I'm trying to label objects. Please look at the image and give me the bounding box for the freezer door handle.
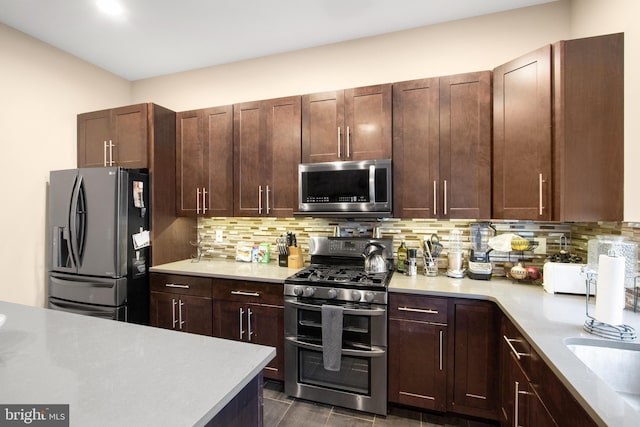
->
[48,298,124,320]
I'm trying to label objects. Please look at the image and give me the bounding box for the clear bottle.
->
[397,241,407,273]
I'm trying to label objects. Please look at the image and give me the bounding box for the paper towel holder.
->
[583,270,639,341]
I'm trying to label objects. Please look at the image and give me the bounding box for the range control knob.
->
[351,290,362,301]
[303,287,315,297]
[327,288,338,299]
[292,286,304,297]
[364,291,375,303]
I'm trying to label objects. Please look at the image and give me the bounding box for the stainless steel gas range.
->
[284,236,393,416]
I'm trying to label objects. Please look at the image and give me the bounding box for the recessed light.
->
[96,0,125,16]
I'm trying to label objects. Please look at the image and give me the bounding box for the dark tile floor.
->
[263,380,498,427]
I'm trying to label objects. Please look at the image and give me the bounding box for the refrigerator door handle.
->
[68,176,80,268]
[69,176,87,267]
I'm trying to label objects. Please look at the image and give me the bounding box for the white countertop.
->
[150,258,295,283]
[0,300,275,427]
[150,258,640,426]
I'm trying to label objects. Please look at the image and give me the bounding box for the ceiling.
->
[0,0,556,81]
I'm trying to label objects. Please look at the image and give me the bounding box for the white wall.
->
[132,1,571,111]
[0,24,131,306]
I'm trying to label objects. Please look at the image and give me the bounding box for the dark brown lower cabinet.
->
[501,339,557,427]
[388,294,448,411]
[149,273,213,336]
[213,279,284,381]
[448,299,500,420]
[500,314,598,427]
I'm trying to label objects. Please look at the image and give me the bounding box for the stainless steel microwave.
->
[297,159,392,216]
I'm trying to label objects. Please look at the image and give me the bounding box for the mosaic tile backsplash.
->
[194,217,640,311]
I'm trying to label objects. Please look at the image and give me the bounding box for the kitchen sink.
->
[564,337,640,410]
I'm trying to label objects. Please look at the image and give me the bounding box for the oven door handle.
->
[285,337,386,358]
[285,300,386,316]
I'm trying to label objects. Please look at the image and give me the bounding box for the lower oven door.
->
[284,298,387,415]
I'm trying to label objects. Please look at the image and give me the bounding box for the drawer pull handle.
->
[399,306,438,314]
[231,291,260,297]
[465,393,487,400]
[165,283,190,289]
[399,391,435,401]
[503,335,529,360]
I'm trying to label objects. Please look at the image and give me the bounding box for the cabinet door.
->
[250,304,285,381]
[78,109,111,168]
[204,106,234,217]
[215,300,243,341]
[440,71,492,219]
[500,349,530,427]
[553,33,624,222]
[388,318,447,411]
[149,291,212,336]
[234,101,266,217]
[265,96,301,217]
[180,294,213,336]
[493,45,552,220]
[448,299,499,419]
[528,388,558,427]
[301,91,344,163]
[112,104,148,169]
[149,290,178,330]
[344,84,392,161]
[176,110,205,216]
[392,78,440,218]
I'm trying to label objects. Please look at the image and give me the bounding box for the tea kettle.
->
[362,242,388,274]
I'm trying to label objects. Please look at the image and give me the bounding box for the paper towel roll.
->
[595,254,626,325]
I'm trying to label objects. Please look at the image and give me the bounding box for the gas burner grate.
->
[289,265,390,288]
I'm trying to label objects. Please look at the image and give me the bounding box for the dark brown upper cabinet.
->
[393,72,491,219]
[78,103,148,169]
[176,106,234,217]
[234,96,301,217]
[493,33,623,221]
[302,84,392,163]
[552,33,624,222]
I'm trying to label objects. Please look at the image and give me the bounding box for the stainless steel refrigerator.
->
[48,167,150,324]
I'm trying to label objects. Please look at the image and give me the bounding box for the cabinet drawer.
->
[150,273,212,297]
[389,293,448,324]
[501,315,532,377]
[212,278,283,306]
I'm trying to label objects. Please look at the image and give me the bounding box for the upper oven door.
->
[297,159,392,215]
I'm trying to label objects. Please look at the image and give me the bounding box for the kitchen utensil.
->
[447,251,465,278]
[469,222,495,280]
[363,242,389,274]
[277,236,289,255]
[429,234,443,258]
[543,262,590,294]
[422,240,438,276]
[406,248,417,276]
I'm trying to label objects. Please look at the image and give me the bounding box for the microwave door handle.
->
[369,165,376,204]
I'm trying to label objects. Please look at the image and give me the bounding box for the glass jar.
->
[586,235,638,285]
